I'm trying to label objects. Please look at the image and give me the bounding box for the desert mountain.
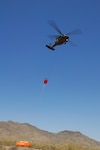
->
[0,121,100,149]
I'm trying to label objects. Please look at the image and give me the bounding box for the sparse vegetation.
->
[0,141,99,150]
[0,141,16,146]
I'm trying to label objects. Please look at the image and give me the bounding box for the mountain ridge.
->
[0,121,100,149]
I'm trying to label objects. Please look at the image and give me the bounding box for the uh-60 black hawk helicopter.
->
[46,21,81,50]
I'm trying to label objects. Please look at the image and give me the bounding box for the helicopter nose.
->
[66,36,69,41]
[66,38,69,42]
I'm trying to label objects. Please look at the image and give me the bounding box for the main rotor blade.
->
[48,35,59,39]
[68,40,77,47]
[67,28,82,35]
[49,20,63,35]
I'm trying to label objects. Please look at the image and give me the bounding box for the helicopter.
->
[46,21,81,50]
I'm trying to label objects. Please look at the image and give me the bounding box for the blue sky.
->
[0,0,100,141]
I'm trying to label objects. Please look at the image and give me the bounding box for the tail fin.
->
[46,45,55,50]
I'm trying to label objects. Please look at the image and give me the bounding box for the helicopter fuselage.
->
[46,35,69,50]
[55,34,69,45]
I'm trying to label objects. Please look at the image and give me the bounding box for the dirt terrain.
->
[0,146,41,150]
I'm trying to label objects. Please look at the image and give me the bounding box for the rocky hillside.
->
[0,121,100,149]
